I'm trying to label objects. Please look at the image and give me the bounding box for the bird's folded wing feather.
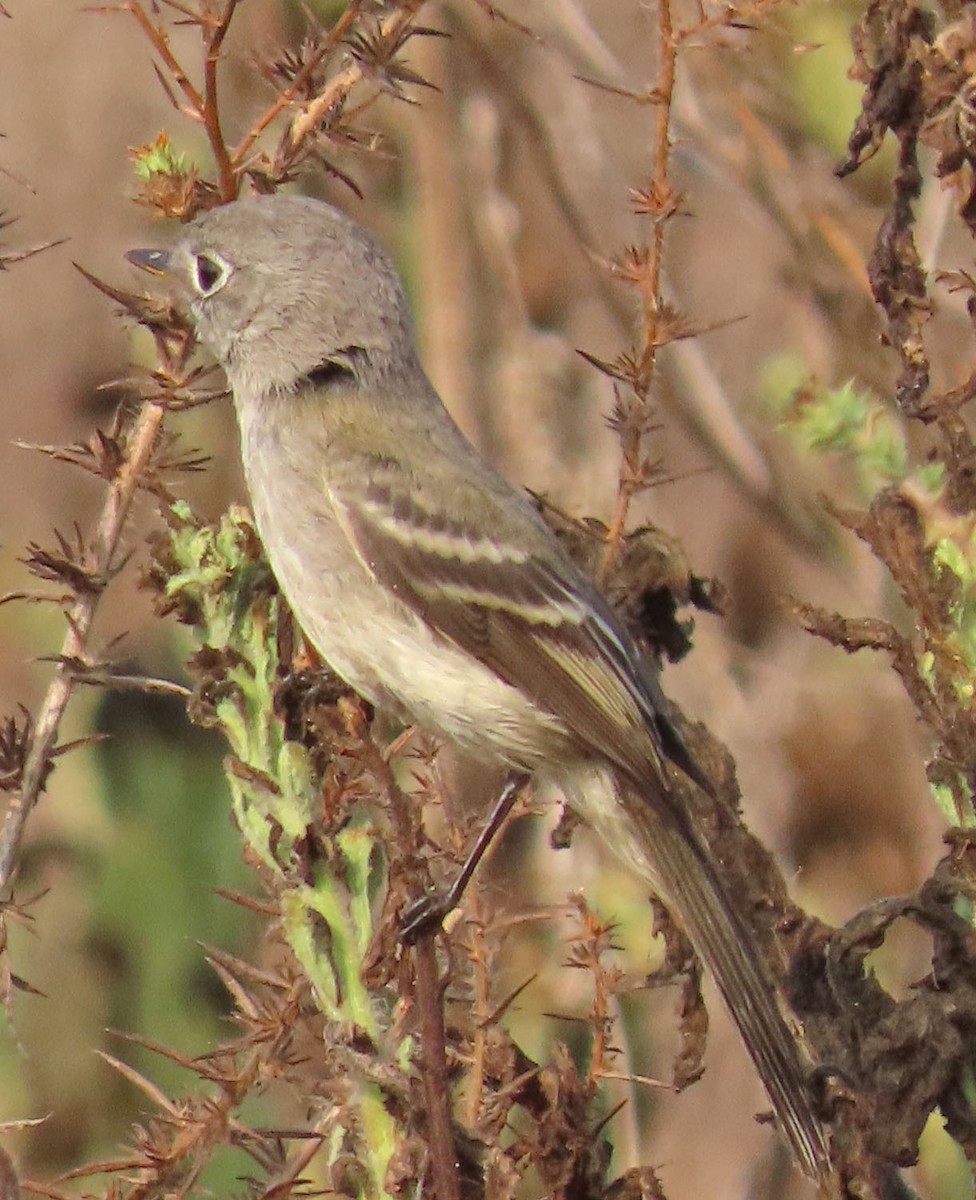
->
[327,462,682,801]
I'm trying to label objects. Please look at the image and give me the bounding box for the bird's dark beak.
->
[125,247,172,276]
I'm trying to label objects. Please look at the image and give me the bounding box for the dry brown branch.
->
[0,398,167,889]
[232,1,365,161]
[595,0,681,585]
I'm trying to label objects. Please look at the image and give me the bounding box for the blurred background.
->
[0,0,968,1195]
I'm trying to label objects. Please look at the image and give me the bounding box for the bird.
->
[127,193,829,1180]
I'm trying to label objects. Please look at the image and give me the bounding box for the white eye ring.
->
[191,251,230,297]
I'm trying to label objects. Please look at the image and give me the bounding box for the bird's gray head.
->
[129,194,417,397]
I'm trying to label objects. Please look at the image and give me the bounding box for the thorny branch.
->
[0,401,167,890]
[596,0,684,586]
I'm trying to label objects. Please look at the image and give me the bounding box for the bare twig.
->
[361,735,460,1200]
[201,0,239,199]
[67,670,192,698]
[598,0,679,584]
[0,237,67,269]
[412,939,461,1200]
[0,400,166,890]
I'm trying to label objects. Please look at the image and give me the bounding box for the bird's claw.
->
[399,890,454,945]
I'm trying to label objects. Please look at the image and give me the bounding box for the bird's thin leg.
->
[400,771,530,944]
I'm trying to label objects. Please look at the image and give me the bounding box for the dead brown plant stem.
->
[642,0,674,345]
[366,743,459,1200]
[204,0,239,199]
[599,0,677,583]
[465,897,490,1127]
[414,938,462,1200]
[589,973,608,1081]
[599,425,640,587]
[286,60,365,148]
[0,400,167,891]
[125,0,206,117]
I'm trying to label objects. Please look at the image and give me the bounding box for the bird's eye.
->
[192,252,229,296]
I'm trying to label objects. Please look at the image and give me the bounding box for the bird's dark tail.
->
[625,791,830,1181]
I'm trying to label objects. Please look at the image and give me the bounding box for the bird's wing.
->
[328,462,827,1179]
[327,462,689,798]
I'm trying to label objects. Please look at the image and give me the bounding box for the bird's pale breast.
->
[236,397,571,771]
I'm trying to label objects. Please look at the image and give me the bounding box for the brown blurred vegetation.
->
[1,0,974,1198]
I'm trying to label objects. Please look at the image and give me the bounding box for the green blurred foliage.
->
[90,686,255,1064]
[785,4,864,158]
[0,657,259,1172]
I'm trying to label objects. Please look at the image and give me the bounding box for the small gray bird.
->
[129,194,828,1179]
